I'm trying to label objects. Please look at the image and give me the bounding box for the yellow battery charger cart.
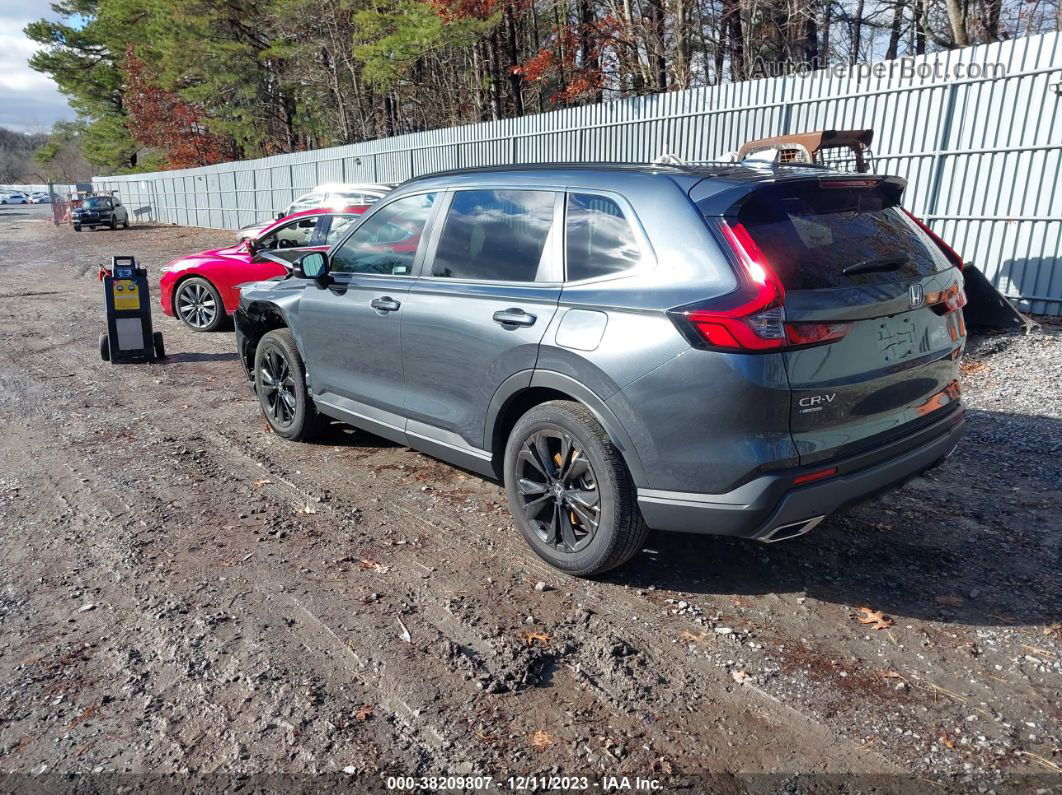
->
[99,256,165,363]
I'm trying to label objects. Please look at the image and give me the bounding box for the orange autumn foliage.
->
[123,49,235,169]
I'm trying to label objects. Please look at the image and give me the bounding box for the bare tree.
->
[944,0,971,44]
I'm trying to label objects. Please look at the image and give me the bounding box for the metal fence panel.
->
[92,32,1062,315]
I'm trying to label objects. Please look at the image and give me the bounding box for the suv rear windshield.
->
[729,182,949,290]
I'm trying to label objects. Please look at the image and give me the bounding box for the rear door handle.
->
[370,296,401,312]
[493,308,537,327]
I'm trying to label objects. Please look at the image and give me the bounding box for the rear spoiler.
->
[692,173,907,216]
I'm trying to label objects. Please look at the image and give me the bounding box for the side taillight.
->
[902,210,964,270]
[668,220,851,353]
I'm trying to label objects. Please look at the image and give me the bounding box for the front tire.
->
[109,217,117,230]
[74,225,81,232]
[174,277,225,331]
[503,401,649,576]
[254,329,327,441]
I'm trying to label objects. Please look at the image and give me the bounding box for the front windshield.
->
[83,197,111,209]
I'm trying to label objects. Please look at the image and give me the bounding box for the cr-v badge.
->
[799,393,837,413]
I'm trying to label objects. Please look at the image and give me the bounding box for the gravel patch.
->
[962,324,1062,419]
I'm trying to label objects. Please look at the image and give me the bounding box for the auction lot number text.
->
[387,775,662,791]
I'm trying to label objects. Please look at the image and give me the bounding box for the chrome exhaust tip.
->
[759,515,825,543]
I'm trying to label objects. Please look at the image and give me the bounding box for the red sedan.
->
[159,208,366,331]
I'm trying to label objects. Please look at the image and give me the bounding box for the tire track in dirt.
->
[195,423,903,774]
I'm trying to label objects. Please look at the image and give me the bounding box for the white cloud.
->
[0,2,78,133]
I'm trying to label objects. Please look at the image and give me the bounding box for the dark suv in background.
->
[72,195,130,231]
[235,164,967,576]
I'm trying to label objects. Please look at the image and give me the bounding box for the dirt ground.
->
[0,204,1059,793]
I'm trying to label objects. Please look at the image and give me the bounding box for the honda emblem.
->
[909,283,924,308]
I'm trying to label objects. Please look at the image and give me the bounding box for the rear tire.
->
[254,329,327,441]
[503,400,649,576]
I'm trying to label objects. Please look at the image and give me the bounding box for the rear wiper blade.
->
[842,254,911,275]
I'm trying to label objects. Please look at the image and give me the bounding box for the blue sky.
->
[1,0,78,133]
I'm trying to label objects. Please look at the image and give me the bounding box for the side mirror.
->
[275,212,285,220]
[293,251,330,282]
[246,237,261,254]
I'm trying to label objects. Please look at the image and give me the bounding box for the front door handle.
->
[493,308,537,327]
[370,296,401,312]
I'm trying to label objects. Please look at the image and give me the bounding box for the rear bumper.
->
[637,405,965,540]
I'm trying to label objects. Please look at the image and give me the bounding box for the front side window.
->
[565,193,641,281]
[432,189,556,282]
[259,217,319,250]
[330,193,436,275]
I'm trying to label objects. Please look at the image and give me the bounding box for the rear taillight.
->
[669,220,850,353]
[785,321,852,346]
[927,282,968,315]
[902,210,964,270]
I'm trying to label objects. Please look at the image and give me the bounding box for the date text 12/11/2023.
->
[384,775,665,791]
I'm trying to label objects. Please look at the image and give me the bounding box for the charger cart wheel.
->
[254,329,327,441]
[503,400,649,576]
[153,331,165,359]
[99,333,110,362]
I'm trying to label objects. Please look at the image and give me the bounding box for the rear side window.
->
[289,192,324,213]
[432,189,555,282]
[732,183,949,290]
[333,191,381,206]
[324,214,360,245]
[565,193,640,281]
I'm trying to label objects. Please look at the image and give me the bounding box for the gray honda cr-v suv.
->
[235,163,967,576]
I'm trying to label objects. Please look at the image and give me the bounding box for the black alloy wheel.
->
[514,429,600,553]
[253,328,327,441]
[504,401,649,576]
[258,346,297,429]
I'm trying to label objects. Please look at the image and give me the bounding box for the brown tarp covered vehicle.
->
[737,129,874,172]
